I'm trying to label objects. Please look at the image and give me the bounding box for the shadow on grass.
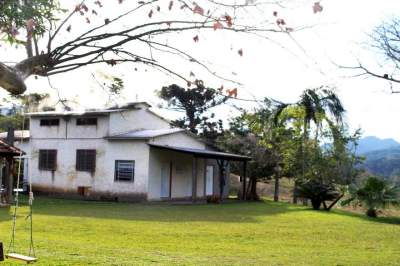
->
[0,206,13,222]
[19,196,309,223]
[331,209,400,225]
[4,196,399,225]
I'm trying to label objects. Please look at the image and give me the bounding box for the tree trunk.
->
[4,157,14,204]
[246,176,258,201]
[311,199,321,210]
[325,194,344,211]
[366,208,377,218]
[0,63,27,95]
[273,174,280,202]
[293,180,298,204]
[0,54,52,95]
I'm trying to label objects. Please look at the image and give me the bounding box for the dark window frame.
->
[38,149,57,171]
[76,117,98,126]
[114,160,135,182]
[76,149,96,172]
[40,118,60,126]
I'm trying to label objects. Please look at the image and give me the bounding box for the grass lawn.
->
[0,197,399,265]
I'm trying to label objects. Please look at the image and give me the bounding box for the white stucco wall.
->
[108,109,170,135]
[150,132,205,149]
[29,138,150,198]
[30,116,110,139]
[147,148,206,200]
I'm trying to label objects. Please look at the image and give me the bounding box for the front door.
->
[161,163,170,198]
[206,165,214,196]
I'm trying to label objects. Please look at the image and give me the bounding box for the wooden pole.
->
[274,175,280,202]
[192,157,197,202]
[0,242,4,261]
[242,161,247,200]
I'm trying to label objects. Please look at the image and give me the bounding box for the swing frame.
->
[5,118,37,263]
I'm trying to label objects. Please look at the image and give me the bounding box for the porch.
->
[148,144,251,202]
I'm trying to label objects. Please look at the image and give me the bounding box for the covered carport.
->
[149,144,251,202]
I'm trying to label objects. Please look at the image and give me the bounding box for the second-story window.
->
[76,117,97,126]
[76,149,96,172]
[38,149,57,171]
[40,118,59,126]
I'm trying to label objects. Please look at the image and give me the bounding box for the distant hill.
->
[362,147,400,178]
[347,137,400,178]
[356,136,400,154]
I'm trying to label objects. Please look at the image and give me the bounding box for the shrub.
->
[341,176,400,217]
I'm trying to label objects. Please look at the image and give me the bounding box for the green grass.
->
[0,197,399,265]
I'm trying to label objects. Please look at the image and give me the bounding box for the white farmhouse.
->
[4,102,249,202]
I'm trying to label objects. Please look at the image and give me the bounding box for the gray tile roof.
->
[106,128,184,140]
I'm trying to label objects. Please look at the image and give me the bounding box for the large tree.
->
[0,0,322,97]
[277,87,345,203]
[158,81,226,134]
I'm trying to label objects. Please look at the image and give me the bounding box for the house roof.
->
[27,102,152,117]
[105,128,185,140]
[149,144,251,161]
[0,130,30,140]
[0,139,25,156]
[27,108,128,117]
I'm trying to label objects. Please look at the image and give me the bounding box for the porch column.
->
[242,160,247,201]
[192,156,198,202]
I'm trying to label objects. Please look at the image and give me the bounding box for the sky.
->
[1,0,400,141]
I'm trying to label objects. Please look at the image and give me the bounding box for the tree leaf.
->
[313,2,323,13]
[193,4,204,15]
[213,21,224,30]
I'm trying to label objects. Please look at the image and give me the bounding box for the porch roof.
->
[149,144,251,161]
[0,139,24,156]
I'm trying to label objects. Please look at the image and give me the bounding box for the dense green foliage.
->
[158,81,226,142]
[0,197,399,265]
[296,179,341,210]
[0,113,27,132]
[0,0,63,44]
[342,176,400,217]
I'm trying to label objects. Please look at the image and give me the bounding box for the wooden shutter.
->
[76,150,96,172]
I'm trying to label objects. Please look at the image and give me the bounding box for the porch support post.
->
[5,157,13,204]
[242,160,247,201]
[192,156,198,202]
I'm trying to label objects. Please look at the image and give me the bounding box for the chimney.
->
[6,127,14,145]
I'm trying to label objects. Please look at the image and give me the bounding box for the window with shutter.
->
[40,119,60,126]
[38,150,57,171]
[115,160,135,182]
[76,117,97,126]
[76,150,96,172]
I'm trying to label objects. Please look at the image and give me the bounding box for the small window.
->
[115,160,135,182]
[77,117,97,126]
[40,118,59,126]
[39,150,57,171]
[76,149,96,172]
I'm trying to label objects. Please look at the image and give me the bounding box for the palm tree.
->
[341,176,400,217]
[278,87,345,203]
